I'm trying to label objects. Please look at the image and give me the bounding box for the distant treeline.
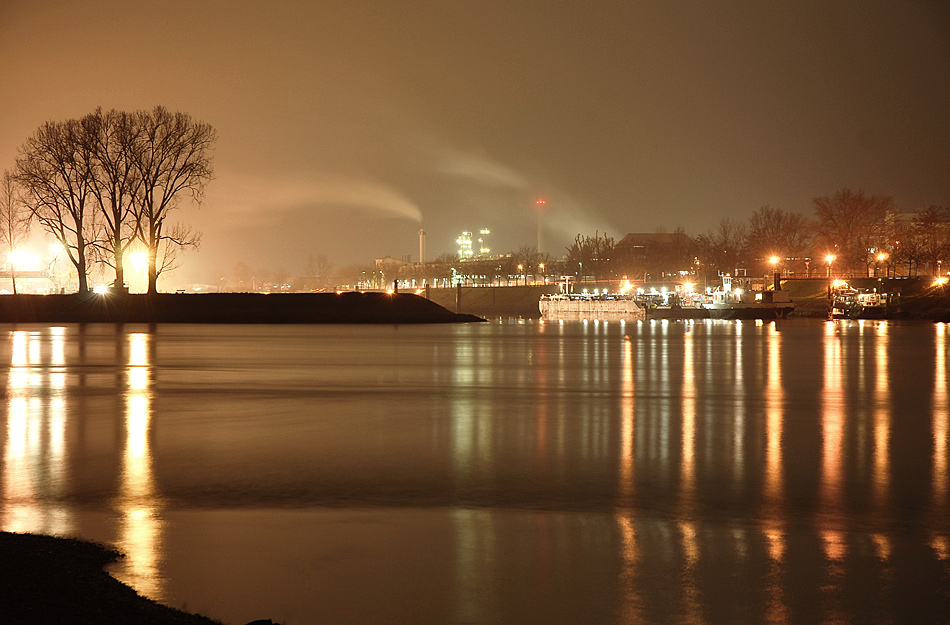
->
[333,189,949,289]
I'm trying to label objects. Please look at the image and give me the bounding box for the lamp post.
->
[539,263,545,285]
[825,254,836,299]
[825,254,835,278]
[768,256,780,292]
[876,253,887,278]
[517,264,523,286]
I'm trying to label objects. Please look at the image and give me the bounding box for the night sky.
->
[1,0,948,286]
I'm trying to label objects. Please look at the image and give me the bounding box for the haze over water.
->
[1,320,948,625]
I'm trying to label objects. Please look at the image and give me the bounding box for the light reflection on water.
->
[934,323,949,560]
[116,331,163,600]
[3,328,70,535]
[0,320,948,625]
[3,327,165,600]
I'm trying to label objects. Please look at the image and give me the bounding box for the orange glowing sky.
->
[1,1,948,286]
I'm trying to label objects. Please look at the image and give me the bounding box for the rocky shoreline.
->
[0,531,275,625]
[0,291,484,324]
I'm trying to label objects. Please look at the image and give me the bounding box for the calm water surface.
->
[1,320,948,624]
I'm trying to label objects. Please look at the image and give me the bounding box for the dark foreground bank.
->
[0,531,274,625]
[0,292,484,324]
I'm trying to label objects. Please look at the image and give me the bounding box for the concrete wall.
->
[423,285,559,318]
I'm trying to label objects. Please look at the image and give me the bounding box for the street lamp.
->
[876,252,887,278]
[129,251,148,292]
[768,256,780,291]
[517,264,523,286]
[539,263,545,285]
[825,254,836,278]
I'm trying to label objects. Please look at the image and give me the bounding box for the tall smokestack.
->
[419,229,426,264]
[535,199,546,254]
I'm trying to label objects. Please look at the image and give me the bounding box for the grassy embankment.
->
[0,291,484,324]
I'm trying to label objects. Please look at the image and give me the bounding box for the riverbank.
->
[422,278,950,320]
[782,276,950,319]
[0,291,484,324]
[0,531,228,624]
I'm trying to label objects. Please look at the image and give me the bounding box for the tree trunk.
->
[77,267,88,294]
[114,244,125,288]
[147,247,158,294]
[11,268,17,295]
[75,240,89,294]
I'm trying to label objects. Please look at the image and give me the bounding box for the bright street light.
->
[8,250,38,269]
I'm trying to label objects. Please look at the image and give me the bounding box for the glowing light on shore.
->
[7,250,39,269]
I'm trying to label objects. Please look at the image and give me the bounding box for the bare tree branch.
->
[0,170,33,294]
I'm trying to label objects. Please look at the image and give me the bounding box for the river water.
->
[1,320,948,625]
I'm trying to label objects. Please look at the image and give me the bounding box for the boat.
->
[830,282,888,319]
[539,292,646,321]
[702,274,795,320]
[638,291,710,319]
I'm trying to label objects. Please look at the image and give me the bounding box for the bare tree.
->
[696,218,746,277]
[154,221,201,281]
[305,253,335,289]
[86,108,141,288]
[511,245,551,278]
[911,205,950,276]
[335,262,378,289]
[130,106,215,294]
[745,206,812,263]
[0,170,32,293]
[15,119,97,293]
[566,231,615,280]
[813,189,894,276]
